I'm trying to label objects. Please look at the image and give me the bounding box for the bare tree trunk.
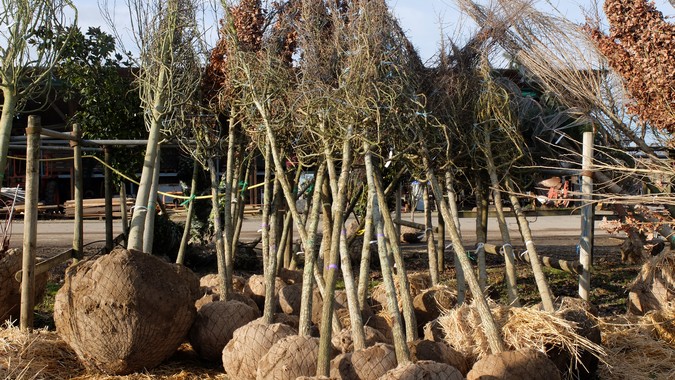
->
[209,157,228,300]
[222,117,238,296]
[262,144,277,323]
[231,159,251,253]
[424,184,439,285]
[422,146,505,355]
[177,159,200,265]
[142,149,161,254]
[436,206,445,275]
[318,127,363,375]
[0,88,18,180]
[371,162,418,342]
[475,173,488,291]
[299,163,326,336]
[364,144,411,364]
[484,134,520,306]
[446,172,466,302]
[128,64,168,252]
[505,178,555,312]
[357,186,375,309]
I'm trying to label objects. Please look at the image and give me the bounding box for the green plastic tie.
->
[180,193,196,206]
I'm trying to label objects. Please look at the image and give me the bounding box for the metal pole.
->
[579,130,595,300]
[71,124,83,262]
[104,146,113,252]
[20,116,40,330]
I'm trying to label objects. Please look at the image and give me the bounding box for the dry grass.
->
[598,315,675,380]
[0,322,227,380]
[438,302,606,370]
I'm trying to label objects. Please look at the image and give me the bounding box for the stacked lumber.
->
[63,198,135,219]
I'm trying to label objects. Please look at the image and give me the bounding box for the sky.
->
[72,0,675,63]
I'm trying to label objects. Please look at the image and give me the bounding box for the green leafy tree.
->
[0,0,77,182]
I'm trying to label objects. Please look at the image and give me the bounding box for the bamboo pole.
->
[579,130,594,300]
[104,146,114,252]
[20,115,40,331]
[71,124,83,262]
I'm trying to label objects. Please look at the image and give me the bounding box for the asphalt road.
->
[5,212,612,249]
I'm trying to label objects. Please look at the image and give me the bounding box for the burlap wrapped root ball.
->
[279,283,303,315]
[627,250,675,315]
[467,349,561,380]
[332,326,386,354]
[371,273,431,312]
[400,226,423,244]
[188,300,260,362]
[407,339,468,376]
[1,248,48,322]
[244,274,286,311]
[195,290,259,312]
[222,321,296,380]
[278,268,303,285]
[54,248,200,375]
[413,286,457,334]
[542,297,602,380]
[349,343,398,380]
[200,273,246,295]
[256,335,323,380]
[378,360,464,380]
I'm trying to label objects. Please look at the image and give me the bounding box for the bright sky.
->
[73,0,675,63]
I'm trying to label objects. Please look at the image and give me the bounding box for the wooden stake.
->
[20,115,40,331]
[104,146,113,252]
[579,130,594,300]
[71,124,83,262]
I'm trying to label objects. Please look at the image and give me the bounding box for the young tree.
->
[0,0,77,180]
[103,0,204,252]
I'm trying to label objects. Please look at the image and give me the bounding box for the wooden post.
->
[120,183,129,246]
[71,124,83,262]
[579,130,595,300]
[104,146,113,252]
[20,115,40,331]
